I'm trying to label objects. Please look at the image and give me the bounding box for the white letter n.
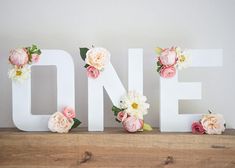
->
[88,49,143,131]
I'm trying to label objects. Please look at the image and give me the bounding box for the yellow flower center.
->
[179,55,186,62]
[131,102,138,109]
[16,70,22,76]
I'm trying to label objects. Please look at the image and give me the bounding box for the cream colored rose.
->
[85,47,110,70]
[48,112,74,133]
[201,114,225,135]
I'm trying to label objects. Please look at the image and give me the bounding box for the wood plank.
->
[0,128,235,168]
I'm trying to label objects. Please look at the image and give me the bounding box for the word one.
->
[12,48,223,132]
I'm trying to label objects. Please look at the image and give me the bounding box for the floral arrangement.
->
[155,46,190,78]
[79,47,110,79]
[112,91,152,133]
[8,44,41,83]
[48,107,81,133]
[191,110,226,135]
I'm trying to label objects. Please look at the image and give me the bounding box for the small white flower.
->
[177,50,191,70]
[8,66,30,83]
[119,91,150,119]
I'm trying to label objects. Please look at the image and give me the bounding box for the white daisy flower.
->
[8,66,30,83]
[177,50,191,70]
[119,91,150,119]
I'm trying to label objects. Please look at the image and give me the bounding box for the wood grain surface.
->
[0,128,235,168]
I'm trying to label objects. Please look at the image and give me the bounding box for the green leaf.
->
[115,118,121,123]
[29,45,37,53]
[157,61,161,66]
[32,44,37,50]
[71,118,82,129]
[84,64,89,68]
[112,105,123,116]
[27,44,41,55]
[80,48,89,61]
[157,66,162,72]
[143,123,153,131]
[25,47,31,55]
[34,49,41,55]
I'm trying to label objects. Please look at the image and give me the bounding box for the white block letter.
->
[160,49,223,132]
[88,48,143,131]
[12,50,75,131]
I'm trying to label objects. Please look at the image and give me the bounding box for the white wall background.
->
[0,0,234,128]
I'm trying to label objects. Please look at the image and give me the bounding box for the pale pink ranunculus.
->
[191,122,205,134]
[9,48,29,67]
[201,114,226,135]
[63,107,76,119]
[159,47,177,66]
[160,66,176,78]
[48,112,74,133]
[85,47,110,70]
[122,116,144,133]
[117,111,128,122]
[87,66,100,79]
[31,54,40,63]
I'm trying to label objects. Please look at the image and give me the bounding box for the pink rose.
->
[159,47,177,66]
[63,107,76,119]
[87,66,100,79]
[192,122,205,134]
[122,116,144,133]
[9,48,29,67]
[117,111,128,122]
[31,54,40,63]
[160,66,176,78]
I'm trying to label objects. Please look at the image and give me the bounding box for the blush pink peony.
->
[87,66,100,79]
[63,107,76,119]
[122,116,144,133]
[160,66,176,78]
[159,47,177,66]
[9,48,29,67]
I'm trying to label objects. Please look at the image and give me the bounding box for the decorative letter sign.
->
[88,48,143,131]
[160,49,223,132]
[12,50,75,131]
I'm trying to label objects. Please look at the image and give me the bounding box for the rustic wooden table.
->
[0,128,235,168]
